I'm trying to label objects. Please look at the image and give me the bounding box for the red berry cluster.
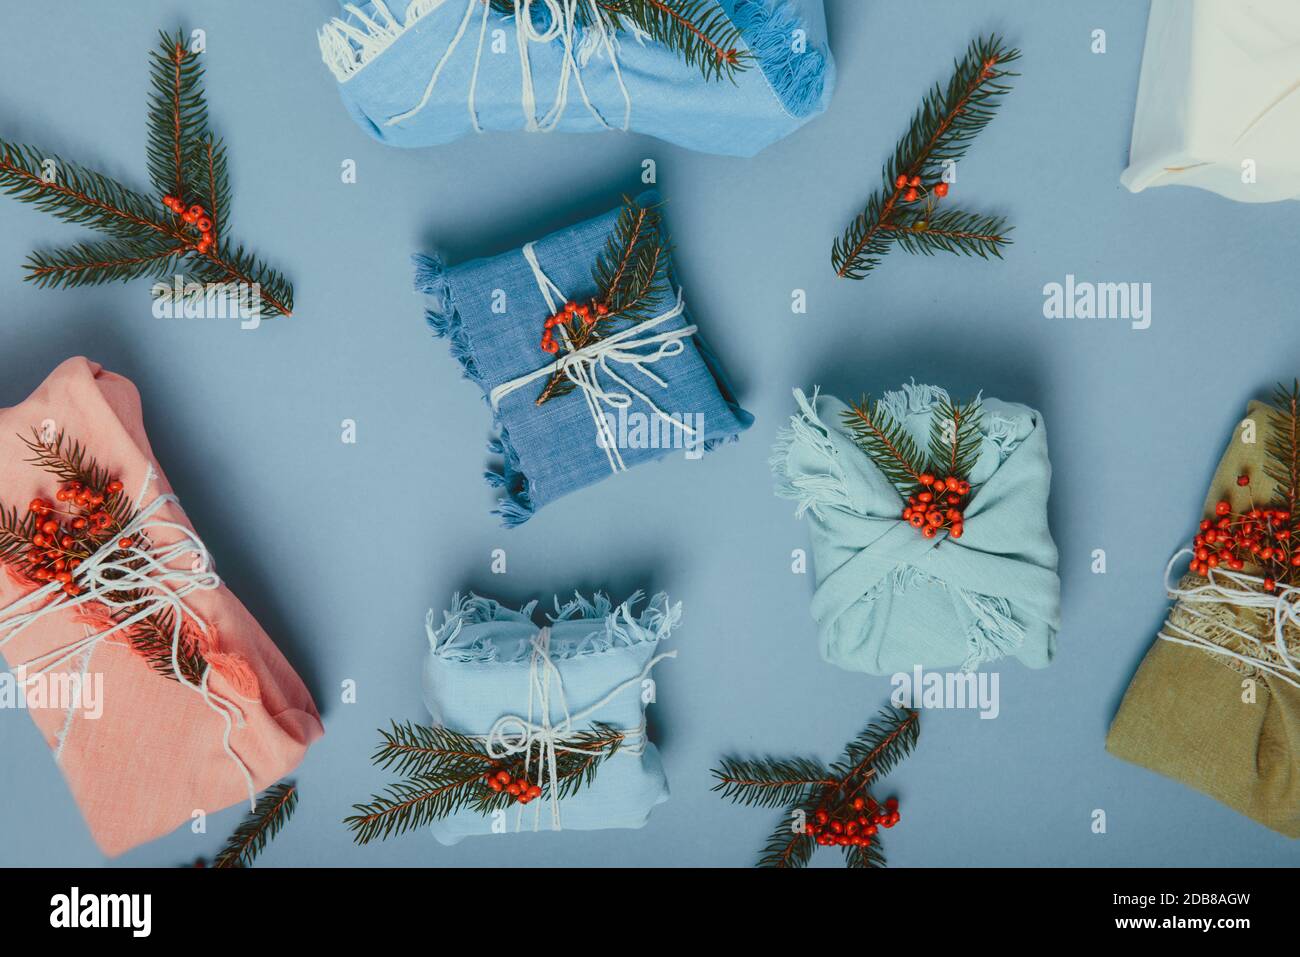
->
[1191,472,1297,592]
[894,173,950,204]
[902,473,970,540]
[25,478,129,597]
[483,768,542,804]
[162,195,215,254]
[540,299,609,355]
[806,796,899,848]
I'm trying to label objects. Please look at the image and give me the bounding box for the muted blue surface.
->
[0,0,1297,867]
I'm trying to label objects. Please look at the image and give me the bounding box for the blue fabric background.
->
[0,1,1297,867]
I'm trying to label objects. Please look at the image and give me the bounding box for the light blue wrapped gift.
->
[772,384,1061,675]
[318,0,834,156]
[422,590,679,844]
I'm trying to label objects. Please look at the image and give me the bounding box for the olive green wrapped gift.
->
[1107,398,1300,837]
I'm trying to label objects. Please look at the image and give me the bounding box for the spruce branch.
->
[345,720,625,845]
[712,707,919,868]
[25,238,187,290]
[535,196,672,406]
[211,782,298,868]
[489,0,751,81]
[711,757,836,809]
[0,28,293,318]
[5,428,207,684]
[832,35,1019,280]
[841,396,927,493]
[927,394,984,481]
[1265,381,1300,547]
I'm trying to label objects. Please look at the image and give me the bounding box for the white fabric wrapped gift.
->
[1122,0,1300,203]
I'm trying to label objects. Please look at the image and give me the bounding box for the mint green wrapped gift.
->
[771,384,1060,675]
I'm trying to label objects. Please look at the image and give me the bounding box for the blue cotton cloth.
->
[422,590,679,844]
[415,190,753,526]
[318,0,834,157]
[771,385,1061,675]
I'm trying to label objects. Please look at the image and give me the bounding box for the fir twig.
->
[832,35,1019,280]
[489,0,752,81]
[0,29,293,318]
[927,394,984,481]
[212,782,298,868]
[345,720,625,845]
[535,196,671,406]
[712,707,919,869]
[841,396,927,493]
[5,428,207,684]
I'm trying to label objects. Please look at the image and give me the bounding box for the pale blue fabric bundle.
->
[422,590,679,844]
[771,385,1061,675]
[318,0,834,156]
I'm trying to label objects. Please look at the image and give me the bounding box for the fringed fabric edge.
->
[770,386,854,520]
[321,0,831,122]
[427,589,681,662]
[414,252,538,528]
[727,0,829,118]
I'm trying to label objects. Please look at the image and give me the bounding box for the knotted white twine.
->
[488,241,700,474]
[385,0,632,133]
[477,624,675,832]
[1157,547,1300,689]
[0,464,257,808]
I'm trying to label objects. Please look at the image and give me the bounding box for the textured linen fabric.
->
[772,384,1060,675]
[1122,0,1300,202]
[421,590,679,844]
[416,190,752,526]
[0,358,323,856]
[318,0,834,157]
[1107,400,1300,837]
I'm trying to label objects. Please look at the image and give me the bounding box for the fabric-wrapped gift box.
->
[0,357,323,856]
[319,0,835,157]
[416,190,752,526]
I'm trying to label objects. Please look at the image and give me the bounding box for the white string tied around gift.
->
[0,464,258,809]
[1156,547,1300,690]
[384,0,632,133]
[488,241,700,474]
[478,624,675,832]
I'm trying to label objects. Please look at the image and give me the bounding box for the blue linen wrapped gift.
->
[415,190,753,526]
[422,590,680,844]
[771,384,1061,675]
[318,0,834,156]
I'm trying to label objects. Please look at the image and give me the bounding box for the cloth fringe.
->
[427,589,681,662]
[727,0,828,117]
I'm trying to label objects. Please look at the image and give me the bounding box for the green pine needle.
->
[833,34,1019,280]
[713,707,920,869]
[345,721,625,845]
[841,396,927,494]
[0,28,293,317]
[927,394,984,481]
[212,782,298,868]
[489,0,752,82]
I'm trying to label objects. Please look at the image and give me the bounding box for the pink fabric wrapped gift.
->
[0,357,322,857]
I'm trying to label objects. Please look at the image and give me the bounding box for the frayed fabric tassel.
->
[727,0,829,117]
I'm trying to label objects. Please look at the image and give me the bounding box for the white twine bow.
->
[386,0,632,133]
[0,464,258,809]
[479,625,675,832]
[488,241,700,474]
[1157,547,1300,689]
